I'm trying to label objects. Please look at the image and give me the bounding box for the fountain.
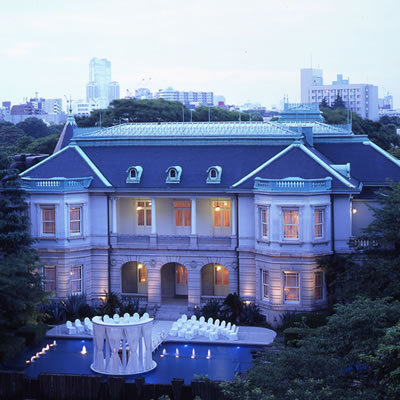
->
[81,345,87,355]
[175,348,179,358]
[160,348,166,358]
[206,349,211,360]
[191,348,195,359]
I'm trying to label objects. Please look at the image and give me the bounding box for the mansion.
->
[20,103,400,323]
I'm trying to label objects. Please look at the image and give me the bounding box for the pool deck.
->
[47,320,276,347]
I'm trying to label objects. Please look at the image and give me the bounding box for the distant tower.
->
[86,58,119,108]
[300,68,323,103]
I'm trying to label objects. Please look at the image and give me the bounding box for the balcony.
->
[254,177,332,193]
[21,177,93,191]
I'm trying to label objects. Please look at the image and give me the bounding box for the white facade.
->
[155,87,213,106]
[301,69,379,121]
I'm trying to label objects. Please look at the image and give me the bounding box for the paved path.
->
[47,320,276,346]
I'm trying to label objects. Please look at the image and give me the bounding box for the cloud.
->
[1,42,40,56]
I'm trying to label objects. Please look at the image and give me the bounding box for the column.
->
[111,197,117,234]
[231,196,237,236]
[151,197,156,235]
[191,198,197,235]
[188,268,201,309]
[147,267,161,306]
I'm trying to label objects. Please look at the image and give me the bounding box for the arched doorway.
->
[121,261,148,294]
[201,263,229,297]
[161,262,188,303]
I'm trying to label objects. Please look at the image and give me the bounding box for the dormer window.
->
[166,166,182,183]
[207,165,222,184]
[126,166,143,183]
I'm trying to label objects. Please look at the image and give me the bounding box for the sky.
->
[0,0,399,109]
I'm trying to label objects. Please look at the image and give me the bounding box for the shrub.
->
[0,335,25,363]
[283,327,305,347]
[223,293,243,322]
[15,322,47,345]
[195,299,224,321]
[97,291,122,316]
[120,296,146,315]
[62,294,90,321]
[239,303,266,326]
[39,300,66,324]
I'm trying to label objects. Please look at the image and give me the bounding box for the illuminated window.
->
[260,208,268,239]
[314,271,323,300]
[70,206,81,235]
[283,272,300,302]
[176,265,188,285]
[314,208,324,239]
[262,270,269,300]
[43,265,56,292]
[137,201,152,226]
[283,209,299,239]
[213,201,230,227]
[71,265,82,295]
[41,206,56,235]
[215,265,229,286]
[174,201,191,227]
[138,263,147,283]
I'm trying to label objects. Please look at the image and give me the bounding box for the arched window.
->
[169,168,176,178]
[121,262,148,294]
[201,263,229,296]
[126,166,143,183]
[165,166,182,183]
[206,165,222,183]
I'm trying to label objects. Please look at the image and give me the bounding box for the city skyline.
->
[0,0,398,108]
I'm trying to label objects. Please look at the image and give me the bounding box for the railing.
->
[349,238,379,249]
[254,177,332,193]
[21,177,93,191]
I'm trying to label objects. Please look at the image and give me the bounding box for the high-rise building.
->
[378,94,393,110]
[155,87,213,107]
[300,68,379,121]
[135,88,153,100]
[86,58,119,108]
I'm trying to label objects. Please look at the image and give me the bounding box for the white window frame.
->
[314,271,324,301]
[313,207,325,240]
[136,200,152,228]
[71,265,83,295]
[259,207,269,240]
[283,271,300,304]
[69,205,83,237]
[212,200,231,235]
[42,265,56,293]
[41,205,56,237]
[261,270,269,301]
[282,208,300,241]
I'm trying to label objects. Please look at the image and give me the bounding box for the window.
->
[165,166,182,183]
[70,206,81,235]
[260,208,268,239]
[42,206,56,235]
[138,263,147,283]
[206,165,222,183]
[176,265,188,285]
[283,272,300,302]
[213,201,230,227]
[215,265,229,286]
[174,201,191,227]
[314,208,324,239]
[71,265,82,295]
[43,265,56,292]
[137,201,152,226]
[283,209,299,239]
[262,270,269,300]
[126,166,143,183]
[314,271,323,300]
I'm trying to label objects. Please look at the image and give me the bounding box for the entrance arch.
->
[121,261,148,294]
[160,262,188,303]
[201,263,229,297]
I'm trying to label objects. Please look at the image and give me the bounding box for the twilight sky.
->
[0,0,398,109]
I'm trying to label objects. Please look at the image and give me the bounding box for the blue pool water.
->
[3,339,263,384]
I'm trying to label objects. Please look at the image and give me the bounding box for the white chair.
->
[133,313,140,321]
[123,313,130,319]
[229,326,239,341]
[214,319,220,328]
[86,321,93,335]
[219,321,226,333]
[199,316,205,325]
[169,322,178,336]
[209,329,218,341]
[181,314,188,322]
[198,323,209,336]
[103,315,111,323]
[66,320,77,335]
[185,329,194,340]
[75,319,85,333]
[113,314,120,322]
[190,315,197,322]
[223,322,232,337]
[207,317,213,325]
[178,327,187,338]
[142,312,149,320]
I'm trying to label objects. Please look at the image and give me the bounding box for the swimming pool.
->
[3,339,263,384]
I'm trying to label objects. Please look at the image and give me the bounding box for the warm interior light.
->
[215,206,221,212]
[136,206,143,211]
[352,208,357,214]
[138,264,143,269]
[223,201,228,206]
[216,265,222,271]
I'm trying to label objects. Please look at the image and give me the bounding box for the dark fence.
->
[0,370,225,400]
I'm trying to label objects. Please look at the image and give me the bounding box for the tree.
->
[0,155,46,341]
[26,133,59,154]
[362,181,400,254]
[16,117,51,138]
[320,97,329,108]
[332,95,346,109]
